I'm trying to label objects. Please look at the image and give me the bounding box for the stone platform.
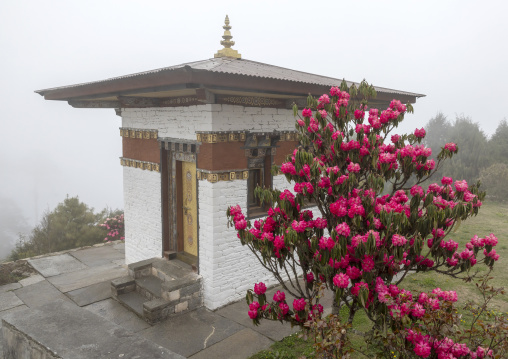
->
[0,242,334,358]
[2,300,183,359]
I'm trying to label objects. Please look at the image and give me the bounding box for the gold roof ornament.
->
[214,15,241,59]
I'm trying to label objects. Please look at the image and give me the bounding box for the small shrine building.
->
[36,16,424,310]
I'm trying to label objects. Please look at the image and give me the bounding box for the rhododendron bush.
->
[226,80,506,358]
[100,213,125,242]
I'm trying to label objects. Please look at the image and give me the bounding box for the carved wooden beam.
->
[68,100,120,108]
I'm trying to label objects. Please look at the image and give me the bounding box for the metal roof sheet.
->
[36,57,424,98]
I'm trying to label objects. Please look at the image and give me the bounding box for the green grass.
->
[401,200,508,312]
[249,332,316,359]
[249,201,508,358]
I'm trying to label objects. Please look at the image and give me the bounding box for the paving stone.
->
[0,304,28,321]
[112,242,125,251]
[112,259,125,266]
[189,328,274,359]
[2,300,182,358]
[0,291,24,312]
[47,263,127,293]
[0,283,21,293]
[139,307,244,357]
[18,274,45,287]
[14,280,74,308]
[28,253,88,277]
[65,280,112,306]
[84,298,150,333]
[69,245,125,267]
[215,296,298,342]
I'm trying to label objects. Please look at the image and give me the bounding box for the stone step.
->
[136,275,163,300]
[117,291,146,318]
[111,276,136,297]
[175,252,197,271]
[114,257,203,324]
[163,251,177,260]
[152,259,193,281]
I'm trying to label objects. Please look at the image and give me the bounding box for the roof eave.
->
[35,67,423,105]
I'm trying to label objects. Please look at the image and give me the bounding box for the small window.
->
[248,169,262,208]
[248,168,267,218]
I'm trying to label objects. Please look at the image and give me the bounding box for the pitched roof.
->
[35,57,424,103]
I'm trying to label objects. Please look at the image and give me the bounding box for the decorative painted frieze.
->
[217,95,283,107]
[196,131,297,143]
[120,158,160,172]
[196,132,246,143]
[120,128,158,139]
[196,170,248,183]
[159,137,200,157]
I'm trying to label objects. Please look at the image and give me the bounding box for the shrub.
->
[226,81,503,357]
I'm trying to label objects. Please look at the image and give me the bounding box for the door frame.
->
[160,139,200,270]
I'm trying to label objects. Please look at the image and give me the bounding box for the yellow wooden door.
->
[182,161,198,256]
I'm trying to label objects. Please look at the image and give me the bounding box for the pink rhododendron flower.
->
[351,281,368,296]
[293,298,306,311]
[441,176,453,185]
[362,255,375,272]
[273,236,285,250]
[273,290,285,302]
[414,341,431,358]
[414,127,426,138]
[335,222,350,237]
[484,233,498,246]
[249,301,260,311]
[248,310,258,319]
[347,162,360,173]
[333,273,350,288]
[302,108,312,117]
[354,109,365,120]
[279,302,289,316]
[392,234,407,246]
[329,86,340,97]
[254,282,267,295]
[414,128,426,138]
[410,185,424,197]
[444,142,457,151]
[280,162,297,175]
[306,273,314,283]
[454,180,468,192]
[346,266,362,280]
[411,303,425,318]
[235,219,247,230]
[318,94,330,106]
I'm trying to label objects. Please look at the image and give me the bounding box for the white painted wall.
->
[210,105,296,132]
[123,166,162,264]
[122,105,214,139]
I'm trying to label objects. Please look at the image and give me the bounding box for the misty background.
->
[1,0,507,259]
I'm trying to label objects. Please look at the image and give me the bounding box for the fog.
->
[1,0,507,259]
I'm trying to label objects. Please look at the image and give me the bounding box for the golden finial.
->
[214,15,241,59]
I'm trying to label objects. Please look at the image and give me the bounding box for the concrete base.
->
[2,300,184,359]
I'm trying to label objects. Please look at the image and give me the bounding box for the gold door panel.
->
[182,161,198,256]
